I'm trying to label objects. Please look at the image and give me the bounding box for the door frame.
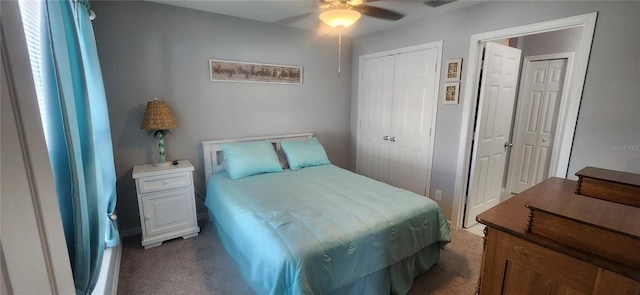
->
[505,52,575,195]
[356,40,443,196]
[452,12,597,229]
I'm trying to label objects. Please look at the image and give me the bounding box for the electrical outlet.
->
[434,189,442,201]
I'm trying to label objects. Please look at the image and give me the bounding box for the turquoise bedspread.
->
[205,165,450,295]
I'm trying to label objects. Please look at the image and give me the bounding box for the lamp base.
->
[153,161,172,167]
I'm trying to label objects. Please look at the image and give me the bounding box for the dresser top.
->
[132,160,194,178]
[477,177,576,235]
[526,190,640,238]
[576,166,640,187]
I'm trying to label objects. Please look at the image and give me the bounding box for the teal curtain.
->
[40,0,119,293]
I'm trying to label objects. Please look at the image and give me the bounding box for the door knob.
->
[504,142,513,148]
[383,136,389,141]
[390,137,396,142]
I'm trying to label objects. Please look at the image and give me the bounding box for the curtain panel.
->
[41,0,118,293]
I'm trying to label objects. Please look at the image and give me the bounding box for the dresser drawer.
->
[136,172,191,194]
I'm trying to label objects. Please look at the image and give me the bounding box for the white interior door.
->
[507,58,567,194]
[464,42,522,228]
[388,49,438,195]
[357,55,395,182]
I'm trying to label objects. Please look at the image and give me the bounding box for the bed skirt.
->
[210,212,441,295]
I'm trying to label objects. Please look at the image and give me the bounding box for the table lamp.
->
[140,98,178,166]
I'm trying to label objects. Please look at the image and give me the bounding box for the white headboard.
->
[202,132,314,184]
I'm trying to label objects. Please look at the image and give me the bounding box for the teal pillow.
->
[220,140,283,179]
[281,138,330,171]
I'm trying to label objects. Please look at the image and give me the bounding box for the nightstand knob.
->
[162,180,170,185]
[145,214,151,220]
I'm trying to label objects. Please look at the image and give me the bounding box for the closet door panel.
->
[388,48,438,195]
[357,55,395,182]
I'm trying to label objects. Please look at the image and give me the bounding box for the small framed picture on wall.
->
[445,58,462,81]
[443,82,460,104]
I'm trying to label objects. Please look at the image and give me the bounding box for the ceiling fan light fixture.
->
[319,9,362,28]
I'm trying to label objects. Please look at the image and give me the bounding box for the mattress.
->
[205,164,450,294]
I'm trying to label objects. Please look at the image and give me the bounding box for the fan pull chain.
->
[338,27,343,77]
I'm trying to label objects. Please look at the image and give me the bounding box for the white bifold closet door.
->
[357,47,438,196]
[507,58,568,194]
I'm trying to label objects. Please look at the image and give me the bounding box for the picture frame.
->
[443,82,460,104]
[209,59,303,85]
[445,58,463,81]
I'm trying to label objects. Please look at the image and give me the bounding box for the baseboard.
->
[120,227,141,238]
[120,212,210,238]
[197,212,210,222]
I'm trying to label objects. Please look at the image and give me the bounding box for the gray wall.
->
[521,27,583,57]
[92,1,353,232]
[351,1,640,219]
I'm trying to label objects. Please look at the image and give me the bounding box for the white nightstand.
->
[132,160,200,249]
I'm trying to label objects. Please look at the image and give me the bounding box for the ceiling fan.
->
[278,0,457,29]
[284,0,456,75]
[277,0,403,29]
[322,0,405,23]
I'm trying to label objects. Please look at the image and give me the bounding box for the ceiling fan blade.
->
[354,5,404,21]
[424,0,457,8]
[275,11,314,25]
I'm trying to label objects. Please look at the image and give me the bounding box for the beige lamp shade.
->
[140,99,178,130]
[319,9,361,28]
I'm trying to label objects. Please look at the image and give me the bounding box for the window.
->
[19,0,50,142]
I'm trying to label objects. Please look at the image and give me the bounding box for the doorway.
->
[464,38,576,228]
[452,12,598,230]
[464,49,573,228]
[463,42,522,228]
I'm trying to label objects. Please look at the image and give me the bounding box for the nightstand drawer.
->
[136,172,191,194]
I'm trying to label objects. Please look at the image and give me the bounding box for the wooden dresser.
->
[476,169,640,295]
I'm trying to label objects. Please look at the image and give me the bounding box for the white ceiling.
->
[145,0,486,37]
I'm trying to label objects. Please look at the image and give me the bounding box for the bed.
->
[202,133,450,295]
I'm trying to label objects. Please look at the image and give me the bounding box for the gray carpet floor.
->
[118,221,483,294]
